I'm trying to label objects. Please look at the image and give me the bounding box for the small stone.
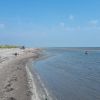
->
[17,66,22,70]
[7,97,16,100]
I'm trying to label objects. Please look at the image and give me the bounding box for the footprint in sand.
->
[4,82,14,92]
[8,75,18,83]
[4,75,18,93]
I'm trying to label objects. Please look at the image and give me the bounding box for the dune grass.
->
[0,45,18,48]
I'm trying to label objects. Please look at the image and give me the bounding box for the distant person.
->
[20,46,25,50]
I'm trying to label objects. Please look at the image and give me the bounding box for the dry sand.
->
[0,48,42,100]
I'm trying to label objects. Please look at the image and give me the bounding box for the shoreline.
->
[26,56,54,100]
[26,65,40,100]
[0,48,43,100]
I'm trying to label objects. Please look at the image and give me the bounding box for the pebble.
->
[7,97,16,100]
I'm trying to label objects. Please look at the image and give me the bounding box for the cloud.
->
[65,27,74,31]
[65,26,81,32]
[69,15,74,20]
[60,22,65,27]
[59,19,100,32]
[85,26,100,30]
[0,24,5,29]
[64,26,100,32]
[89,20,99,26]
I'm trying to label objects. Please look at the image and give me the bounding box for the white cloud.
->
[64,26,100,32]
[59,18,100,32]
[69,15,74,20]
[60,22,65,27]
[65,27,74,31]
[76,26,81,31]
[0,24,5,29]
[89,20,99,26]
[63,25,81,32]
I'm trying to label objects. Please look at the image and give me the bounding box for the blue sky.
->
[0,0,100,47]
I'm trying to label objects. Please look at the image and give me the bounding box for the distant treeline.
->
[0,45,26,49]
[0,44,26,49]
[0,45,19,48]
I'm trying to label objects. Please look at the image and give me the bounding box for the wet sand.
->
[0,48,41,100]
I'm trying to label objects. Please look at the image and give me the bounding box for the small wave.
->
[26,64,56,100]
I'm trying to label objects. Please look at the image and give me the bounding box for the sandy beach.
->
[0,48,42,100]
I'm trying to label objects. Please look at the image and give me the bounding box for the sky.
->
[0,0,100,47]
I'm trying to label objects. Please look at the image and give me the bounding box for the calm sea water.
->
[32,48,100,100]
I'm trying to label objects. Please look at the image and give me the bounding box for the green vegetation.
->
[0,45,18,48]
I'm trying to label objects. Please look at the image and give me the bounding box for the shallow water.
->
[32,48,100,100]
